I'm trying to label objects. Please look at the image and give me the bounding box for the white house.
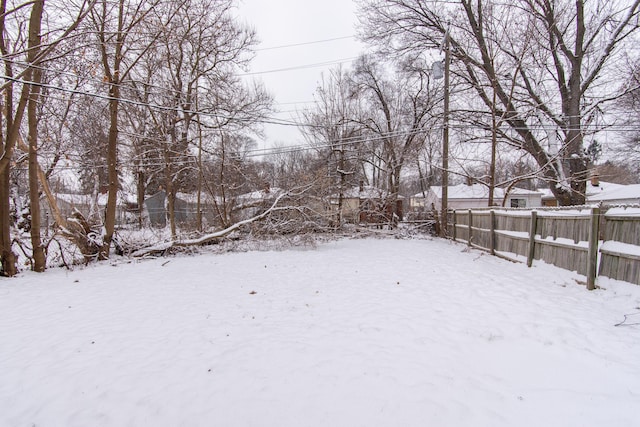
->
[540,180,638,206]
[413,183,543,210]
[587,183,640,205]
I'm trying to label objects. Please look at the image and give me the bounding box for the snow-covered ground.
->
[1,237,639,427]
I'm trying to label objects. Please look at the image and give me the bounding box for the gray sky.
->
[236,0,367,149]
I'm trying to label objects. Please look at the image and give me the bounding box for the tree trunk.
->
[1,0,27,276]
[488,74,497,207]
[167,182,177,239]
[441,31,450,236]
[563,0,587,205]
[0,0,15,276]
[98,0,126,260]
[136,170,145,229]
[101,90,119,259]
[0,156,16,277]
[337,149,346,227]
[196,100,204,232]
[164,130,177,239]
[27,0,46,272]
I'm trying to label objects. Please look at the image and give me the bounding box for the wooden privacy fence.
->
[449,206,640,288]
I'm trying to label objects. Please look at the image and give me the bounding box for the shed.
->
[330,185,404,224]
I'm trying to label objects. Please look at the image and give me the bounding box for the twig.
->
[614,313,640,327]
[52,236,71,270]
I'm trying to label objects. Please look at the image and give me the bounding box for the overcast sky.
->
[236,0,367,149]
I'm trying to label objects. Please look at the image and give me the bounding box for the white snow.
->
[341,185,404,199]
[536,235,589,249]
[494,208,534,217]
[601,240,640,258]
[2,237,640,427]
[428,184,542,200]
[536,209,591,217]
[588,183,640,204]
[586,181,625,196]
[494,229,529,239]
[605,207,640,218]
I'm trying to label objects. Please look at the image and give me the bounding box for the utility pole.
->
[488,72,497,207]
[440,30,450,237]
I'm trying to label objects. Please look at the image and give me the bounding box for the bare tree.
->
[90,0,169,258]
[613,61,640,175]
[358,0,640,205]
[121,0,270,236]
[0,0,95,275]
[301,66,363,227]
[26,0,45,271]
[352,55,437,223]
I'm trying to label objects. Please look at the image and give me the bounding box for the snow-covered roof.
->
[585,180,625,197]
[236,187,284,202]
[539,188,555,200]
[340,185,404,200]
[54,192,137,206]
[53,193,96,205]
[423,184,542,200]
[175,192,218,204]
[539,181,635,202]
[588,183,640,203]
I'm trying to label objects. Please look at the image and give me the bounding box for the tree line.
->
[2,0,640,276]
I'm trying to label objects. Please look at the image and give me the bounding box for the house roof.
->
[54,192,137,206]
[174,191,217,204]
[341,185,405,200]
[539,188,555,200]
[539,181,627,201]
[236,187,284,202]
[585,181,625,197]
[587,183,640,203]
[421,184,542,200]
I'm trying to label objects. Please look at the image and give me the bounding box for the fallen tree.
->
[14,136,104,266]
[130,186,318,257]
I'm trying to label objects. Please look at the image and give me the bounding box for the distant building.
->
[330,185,404,224]
[144,191,221,227]
[143,189,282,228]
[540,180,638,206]
[587,183,640,205]
[40,191,136,226]
[413,183,543,210]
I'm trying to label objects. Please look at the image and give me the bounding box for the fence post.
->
[489,210,496,255]
[445,209,449,237]
[587,207,600,291]
[468,209,473,246]
[452,210,457,241]
[527,210,538,267]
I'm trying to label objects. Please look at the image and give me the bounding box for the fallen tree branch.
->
[131,188,307,257]
[58,209,101,263]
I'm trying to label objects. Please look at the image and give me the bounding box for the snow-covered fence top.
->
[598,207,640,286]
[449,206,640,288]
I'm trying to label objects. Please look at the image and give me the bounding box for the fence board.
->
[451,206,640,287]
[598,207,640,285]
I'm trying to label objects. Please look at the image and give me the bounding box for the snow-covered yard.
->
[1,237,639,427]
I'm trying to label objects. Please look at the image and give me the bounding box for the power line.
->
[274,100,318,106]
[1,73,308,128]
[255,35,356,52]
[240,57,359,76]
[4,57,633,124]
[15,118,640,173]
[11,74,640,136]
